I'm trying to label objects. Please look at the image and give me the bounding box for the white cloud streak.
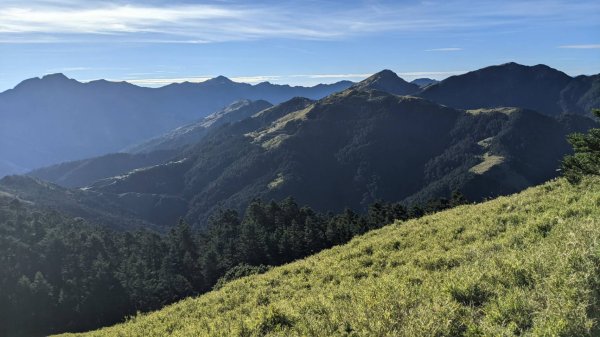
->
[558,44,600,49]
[0,3,377,42]
[0,5,243,34]
[230,76,282,83]
[397,71,466,77]
[0,1,597,43]
[118,76,213,85]
[291,74,373,79]
[425,47,463,51]
[104,75,283,86]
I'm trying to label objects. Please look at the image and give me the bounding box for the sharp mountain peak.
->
[371,68,399,77]
[203,75,235,85]
[351,69,419,96]
[362,69,407,83]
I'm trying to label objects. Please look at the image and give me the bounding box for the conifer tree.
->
[562,109,600,183]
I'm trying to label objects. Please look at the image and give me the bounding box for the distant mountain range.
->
[13,62,598,230]
[0,74,352,176]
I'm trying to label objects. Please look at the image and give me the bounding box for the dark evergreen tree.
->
[562,109,600,183]
[450,190,468,207]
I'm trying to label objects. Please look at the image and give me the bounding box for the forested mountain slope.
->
[59,177,600,336]
[87,86,595,226]
[0,170,459,337]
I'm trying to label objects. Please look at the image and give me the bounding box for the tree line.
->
[0,192,466,336]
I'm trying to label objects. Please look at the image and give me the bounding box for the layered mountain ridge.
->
[4,62,600,230]
[0,74,352,176]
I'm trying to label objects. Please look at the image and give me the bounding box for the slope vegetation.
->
[60,177,600,336]
[87,88,594,226]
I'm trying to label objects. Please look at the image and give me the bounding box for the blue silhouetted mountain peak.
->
[411,78,439,88]
[203,75,235,85]
[13,73,75,91]
[41,73,69,81]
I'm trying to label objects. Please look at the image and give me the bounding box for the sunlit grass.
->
[57,177,600,337]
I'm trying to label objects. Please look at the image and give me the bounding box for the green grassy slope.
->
[59,178,600,337]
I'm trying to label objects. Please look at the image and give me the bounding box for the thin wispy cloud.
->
[292,74,373,79]
[425,48,463,52]
[121,76,213,86]
[231,76,282,83]
[0,5,243,34]
[106,75,283,86]
[558,44,600,49]
[0,0,598,44]
[0,3,380,42]
[397,71,466,77]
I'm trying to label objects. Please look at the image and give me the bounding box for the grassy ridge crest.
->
[58,177,600,336]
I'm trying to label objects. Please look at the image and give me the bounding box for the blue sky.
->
[0,0,599,91]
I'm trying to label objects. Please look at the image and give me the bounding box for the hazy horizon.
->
[4,61,600,92]
[1,0,599,91]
